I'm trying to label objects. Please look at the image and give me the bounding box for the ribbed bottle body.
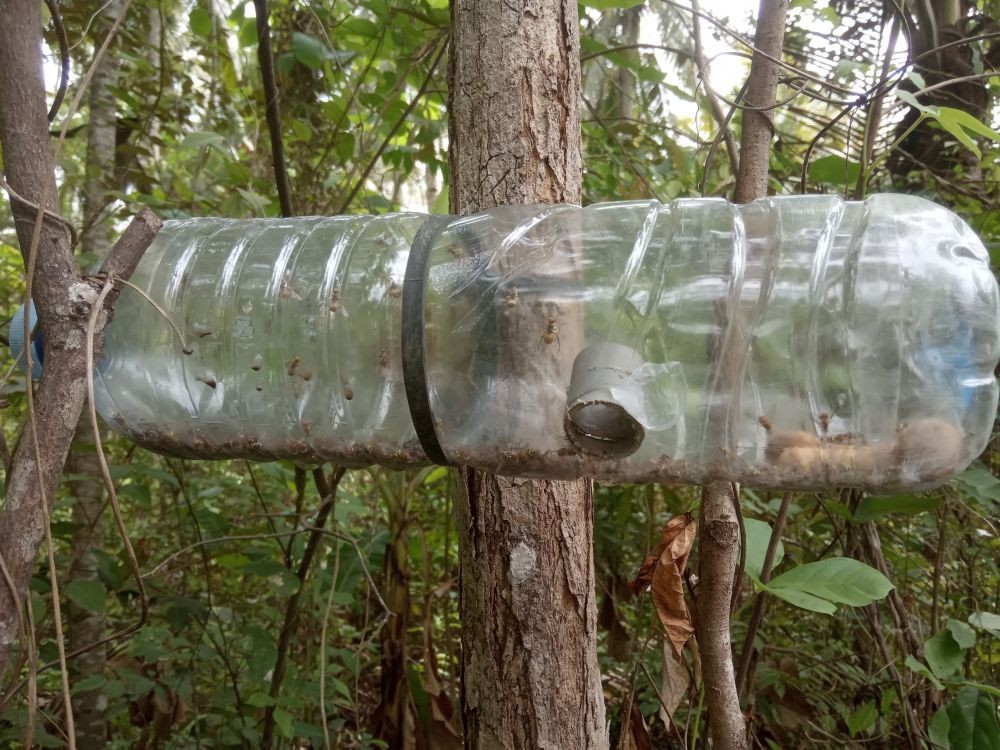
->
[95,214,428,467]
[424,194,998,490]
[94,194,1000,490]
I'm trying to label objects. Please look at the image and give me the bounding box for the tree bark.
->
[0,0,159,679]
[695,2,787,749]
[448,1,607,748]
[694,483,746,750]
[733,0,788,205]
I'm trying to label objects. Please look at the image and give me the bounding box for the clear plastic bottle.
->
[91,194,1000,491]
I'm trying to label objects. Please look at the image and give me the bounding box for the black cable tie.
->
[402,215,453,466]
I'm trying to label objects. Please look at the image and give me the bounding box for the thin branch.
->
[690,0,739,177]
[735,491,793,700]
[44,0,70,122]
[252,0,294,217]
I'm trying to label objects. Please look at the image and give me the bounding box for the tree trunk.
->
[0,0,159,681]
[695,2,787,749]
[447,2,607,748]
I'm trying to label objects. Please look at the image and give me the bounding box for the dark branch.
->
[253,0,294,217]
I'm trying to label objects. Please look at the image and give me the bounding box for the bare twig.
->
[735,491,793,700]
[252,0,294,217]
[43,0,70,122]
[690,0,739,176]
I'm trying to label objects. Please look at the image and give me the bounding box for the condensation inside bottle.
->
[94,194,1000,491]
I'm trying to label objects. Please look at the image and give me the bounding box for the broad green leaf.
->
[846,699,878,737]
[292,32,328,70]
[906,71,927,91]
[969,611,1000,638]
[934,107,1000,158]
[808,154,861,187]
[766,557,893,608]
[242,557,285,577]
[762,585,837,614]
[853,494,940,521]
[904,654,944,690]
[583,0,644,8]
[743,518,783,583]
[238,18,257,47]
[273,707,294,739]
[944,687,1000,750]
[189,8,212,37]
[71,675,106,693]
[236,188,272,215]
[180,131,226,152]
[246,692,275,707]
[929,707,952,749]
[925,629,965,679]
[65,579,106,614]
[896,89,935,114]
[247,624,277,680]
[947,618,977,650]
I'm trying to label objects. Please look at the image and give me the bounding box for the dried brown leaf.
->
[651,514,696,658]
[617,702,654,750]
[658,639,691,731]
[630,512,695,595]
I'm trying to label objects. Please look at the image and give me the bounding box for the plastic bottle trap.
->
[24,194,999,491]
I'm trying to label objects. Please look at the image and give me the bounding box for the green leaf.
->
[846,699,878,737]
[583,0,644,8]
[853,494,940,521]
[236,188,272,215]
[944,687,1000,750]
[904,654,944,690]
[273,707,294,739]
[71,675,106,693]
[896,89,934,114]
[292,32,328,70]
[807,155,861,188]
[242,557,285,577]
[969,611,1000,638]
[189,8,212,37]
[934,107,1000,158]
[743,518,784,583]
[180,131,226,152]
[238,18,257,47]
[246,692,275,707]
[947,619,977,650]
[929,706,952,749]
[766,557,893,610]
[65,579,106,614]
[762,585,837,614]
[925,629,965,679]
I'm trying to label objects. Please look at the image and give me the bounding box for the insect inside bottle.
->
[377,348,391,377]
[388,282,402,300]
[816,412,831,435]
[329,287,342,313]
[503,287,520,309]
[541,317,560,351]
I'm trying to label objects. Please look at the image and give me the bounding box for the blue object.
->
[8,301,44,379]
